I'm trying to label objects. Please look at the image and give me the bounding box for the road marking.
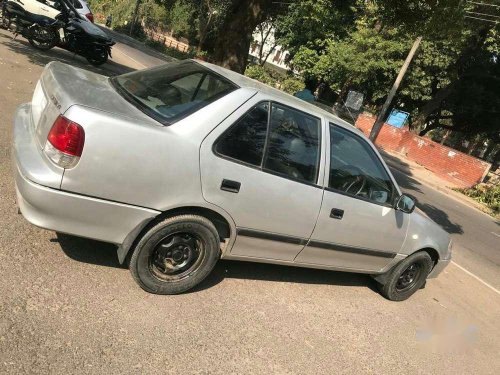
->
[113,45,148,69]
[491,232,500,238]
[451,261,500,296]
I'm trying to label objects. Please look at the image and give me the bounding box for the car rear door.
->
[200,96,325,261]
[295,122,409,272]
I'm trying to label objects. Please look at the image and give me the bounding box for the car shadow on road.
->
[193,260,379,294]
[55,232,125,269]
[0,31,134,76]
[417,202,464,234]
[54,233,379,293]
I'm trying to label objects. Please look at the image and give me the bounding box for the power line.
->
[466,10,500,19]
[467,1,500,8]
[465,14,499,23]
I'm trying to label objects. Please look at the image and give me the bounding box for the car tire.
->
[377,251,433,301]
[129,215,220,295]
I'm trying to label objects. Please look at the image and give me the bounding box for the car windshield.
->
[111,61,238,125]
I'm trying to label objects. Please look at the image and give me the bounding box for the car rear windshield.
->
[111,61,238,125]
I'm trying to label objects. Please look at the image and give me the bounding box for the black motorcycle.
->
[1,0,115,66]
[55,0,115,65]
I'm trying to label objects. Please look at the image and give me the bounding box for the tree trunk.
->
[212,0,271,73]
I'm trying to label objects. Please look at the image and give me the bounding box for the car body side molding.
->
[236,228,397,258]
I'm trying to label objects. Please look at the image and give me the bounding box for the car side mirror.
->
[395,194,417,214]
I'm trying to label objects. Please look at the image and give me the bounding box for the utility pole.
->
[369,36,422,141]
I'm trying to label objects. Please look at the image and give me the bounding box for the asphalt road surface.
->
[0,28,499,374]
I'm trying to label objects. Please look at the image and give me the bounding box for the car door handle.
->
[220,179,241,193]
[330,208,344,220]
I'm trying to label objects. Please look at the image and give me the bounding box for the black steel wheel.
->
[377,251,433,301]
[129,215,220,295]
[28,26,57,51]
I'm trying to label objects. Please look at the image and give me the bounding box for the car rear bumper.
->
[13,103,159,245]
[427,257,451,279]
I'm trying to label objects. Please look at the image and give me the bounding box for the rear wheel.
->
[377,251,433,301]
[129,215,221,295]
[28,26,57,51]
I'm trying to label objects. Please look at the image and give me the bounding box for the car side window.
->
[263,103,321,184]
[214,102,269,167]
[329,124,395,205]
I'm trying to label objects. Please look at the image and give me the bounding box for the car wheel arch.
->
[117,205,234,265]
[373,247,440,285]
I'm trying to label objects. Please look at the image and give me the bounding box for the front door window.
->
[329,124,395,205]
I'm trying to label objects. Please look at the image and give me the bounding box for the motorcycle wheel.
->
[28,26,57,51]
[86,48,109,66]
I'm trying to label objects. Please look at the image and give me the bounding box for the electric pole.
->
[369,36,422,141]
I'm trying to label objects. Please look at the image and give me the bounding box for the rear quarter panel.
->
[60,89,256,211]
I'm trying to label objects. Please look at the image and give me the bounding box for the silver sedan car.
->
[12,60,452,301]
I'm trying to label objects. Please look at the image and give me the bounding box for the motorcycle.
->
[1,0,115,66]
[1,0,60,50]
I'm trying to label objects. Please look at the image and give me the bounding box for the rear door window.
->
[215,101,321,185]
[263,103,321,184]
[214,103,269,167]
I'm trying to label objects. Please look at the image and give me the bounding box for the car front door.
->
[295,123,409,272]
[200,98,325,261]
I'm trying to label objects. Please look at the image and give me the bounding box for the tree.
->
[254,19,278,66]
[211,0,281,73]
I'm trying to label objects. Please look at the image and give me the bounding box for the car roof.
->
[193,59,364,137]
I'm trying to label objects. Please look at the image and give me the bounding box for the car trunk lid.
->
[32,61,158,149]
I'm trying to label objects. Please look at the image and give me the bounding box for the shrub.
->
[281,77,305,95]
[244,65,277,86]
[460,183,500,214]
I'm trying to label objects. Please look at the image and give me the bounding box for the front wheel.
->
[86,47,108,66]
[129,215,221,295]
[377,251,433,301]
[28,26,57,51]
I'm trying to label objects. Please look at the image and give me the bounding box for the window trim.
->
[327,123,398,208]
[212,100,323,188]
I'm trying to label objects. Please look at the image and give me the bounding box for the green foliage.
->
[274,0,356,58]
[244,65,277,86]
[293,16,409,103]
[169,0,196,39]
[280,78,305,94]
[461,184,500,215]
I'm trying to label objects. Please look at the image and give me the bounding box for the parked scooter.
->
[1,0,115,65]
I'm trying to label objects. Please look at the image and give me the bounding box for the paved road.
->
[0,28,499,374]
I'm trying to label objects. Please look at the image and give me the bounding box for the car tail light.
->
[44,115,85,168]
[86,13,94,23]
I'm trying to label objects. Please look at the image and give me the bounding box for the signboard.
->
[345,90,364,110]
[386,109,410,128]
